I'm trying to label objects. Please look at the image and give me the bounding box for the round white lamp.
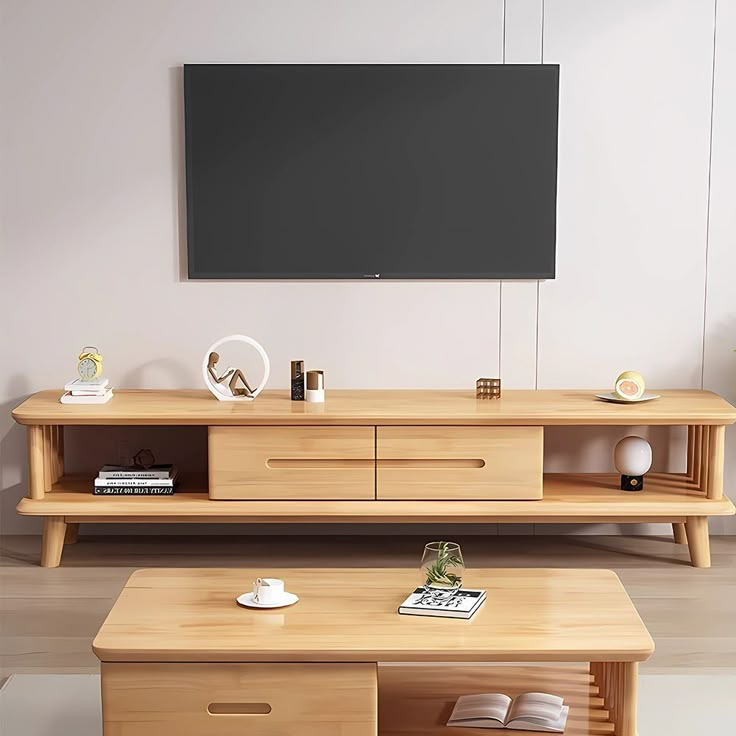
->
[202,335,270,402]
[614,436,652,491]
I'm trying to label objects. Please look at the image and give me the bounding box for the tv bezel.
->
[184,63,559,281]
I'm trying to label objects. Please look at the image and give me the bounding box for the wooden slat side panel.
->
[42,426,53,492]
[706,425,725,500]
[209,426,375,500]
[701,426,711,496]
[376,427,543,500]
[101,662,377,736]
[693,425,704,488]
[590,661,638,736]
[27,425,46,500]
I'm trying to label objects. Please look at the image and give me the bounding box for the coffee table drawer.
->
[209,426,375,500]
[376,426,543,500]
[101,662,377,736]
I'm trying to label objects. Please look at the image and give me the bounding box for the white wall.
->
[1,0,734,535]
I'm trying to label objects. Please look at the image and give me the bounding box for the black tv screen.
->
[184,64,559,279]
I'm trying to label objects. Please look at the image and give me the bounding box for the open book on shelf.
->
[447,691,568,732]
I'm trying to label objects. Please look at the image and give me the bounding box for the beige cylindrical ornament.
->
[305,370,325,403]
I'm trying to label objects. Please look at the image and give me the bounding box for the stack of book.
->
[94,464,178,495]
[61,378,113,404]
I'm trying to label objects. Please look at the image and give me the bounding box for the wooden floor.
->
[2,533,736,677]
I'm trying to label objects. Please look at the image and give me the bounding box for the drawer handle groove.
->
[378,459,486,469]
[266,458,373,469]
[208,702,272,715]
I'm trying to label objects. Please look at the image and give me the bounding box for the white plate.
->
[595,392,661,404]
[236,591,299,609]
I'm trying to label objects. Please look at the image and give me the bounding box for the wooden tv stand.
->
[12,388,735,568]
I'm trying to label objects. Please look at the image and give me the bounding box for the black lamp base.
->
[621,474,644,491]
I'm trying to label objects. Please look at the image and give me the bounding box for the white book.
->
[447,692,569,732]
[94,477,176,487]
[60,389,113,405]
[64,377,109,391]
[71,386,114,396]
[398,587,486,619]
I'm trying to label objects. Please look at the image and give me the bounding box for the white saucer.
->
[236,591,299,609]
[595,392,660,404]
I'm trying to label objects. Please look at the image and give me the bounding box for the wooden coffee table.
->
[94,568,654,735]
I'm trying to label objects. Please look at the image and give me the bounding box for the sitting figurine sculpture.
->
[207,351,254,398]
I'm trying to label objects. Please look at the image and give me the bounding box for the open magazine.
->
[447,691,568,732]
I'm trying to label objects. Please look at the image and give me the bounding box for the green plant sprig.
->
[423,541,463,587]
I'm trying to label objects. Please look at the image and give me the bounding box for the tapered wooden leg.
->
[685,516,711,568]
[672,522,687,545]
[64,523,79,545]
[41,517,67,568]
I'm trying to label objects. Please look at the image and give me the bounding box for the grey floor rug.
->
[1,673,734,734]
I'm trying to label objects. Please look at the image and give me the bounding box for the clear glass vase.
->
[420,541,465,590]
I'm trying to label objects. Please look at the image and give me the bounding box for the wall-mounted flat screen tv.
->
[184,64,559,279]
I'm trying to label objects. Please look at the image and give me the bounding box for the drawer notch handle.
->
[378,458,486,469]
[208,702,272,715]
[266,458,373,469]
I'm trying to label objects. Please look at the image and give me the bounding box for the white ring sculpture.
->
[202,335,270,402]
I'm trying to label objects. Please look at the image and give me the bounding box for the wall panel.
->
[0,0,505,534]
[498,0,543,534]
[703,0,736,534]
[538,0,716,535]
[539,0,713,391]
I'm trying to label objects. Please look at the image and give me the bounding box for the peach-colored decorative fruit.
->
[614,371,645,401]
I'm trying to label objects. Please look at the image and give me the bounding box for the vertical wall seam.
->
[535,0,545,394]
[498,282,503,377]
[499,0,506,380]
[502,0,507,64]
[498,0,506,540]
[540,0,545,63]
[701,0,718,390]
[535,281,541,389]
[534,0,546,537]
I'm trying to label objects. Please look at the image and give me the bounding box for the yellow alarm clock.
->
[78,346,103,381]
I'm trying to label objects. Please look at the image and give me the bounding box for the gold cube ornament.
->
[476,378,501,400]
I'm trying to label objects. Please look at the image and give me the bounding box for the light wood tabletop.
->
[93,568,654,664]
[13,388,736,425]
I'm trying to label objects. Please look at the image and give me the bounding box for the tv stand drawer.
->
[376,426,543,500]
[209,426,375,500]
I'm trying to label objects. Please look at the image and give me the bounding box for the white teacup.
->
[252,577,285,604]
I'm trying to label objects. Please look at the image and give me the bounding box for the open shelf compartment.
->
[378,663,617,735]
